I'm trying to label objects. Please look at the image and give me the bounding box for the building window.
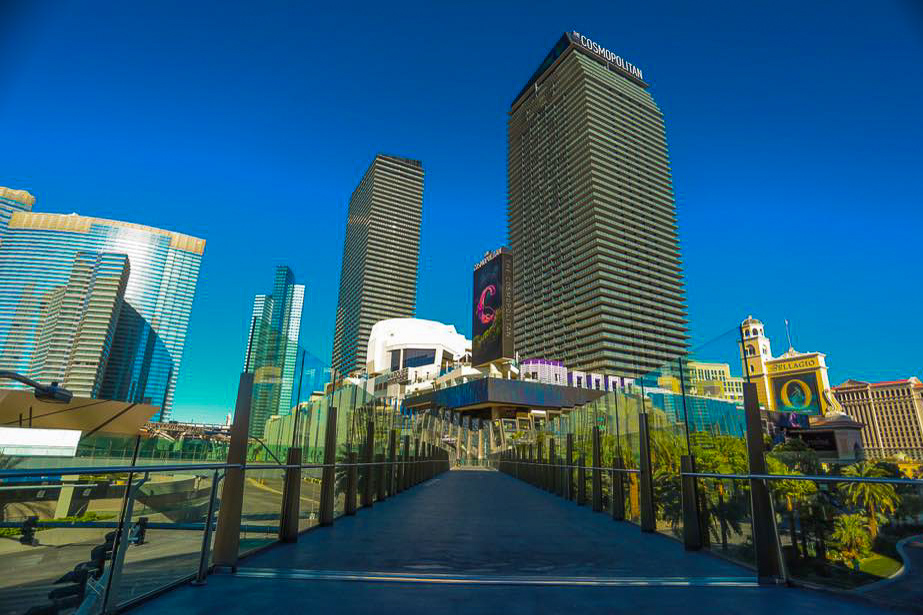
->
[403,348,436,368]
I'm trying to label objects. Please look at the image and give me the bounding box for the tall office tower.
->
[508,32,687,377]
[0,210,204,420]
[331,154,423,377]
[0,187,35,234]
[243,265,305,437]
[32,252,130,398]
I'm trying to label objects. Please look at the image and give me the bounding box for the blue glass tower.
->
[244,265,305,437]
[0,207,204,420]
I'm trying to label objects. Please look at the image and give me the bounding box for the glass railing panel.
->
[115,468,221,606]
[699,477,755,567]
[298,466,322,532]
[0,471,122,615]
[764,469,923,603]
[678,328,751,558]
[648,398,686,539]
[238,466,283,557]
[621,392,643,525]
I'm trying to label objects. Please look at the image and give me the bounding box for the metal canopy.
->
[0,390,160,435]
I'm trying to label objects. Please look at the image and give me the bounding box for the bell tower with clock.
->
[739,315,773,408]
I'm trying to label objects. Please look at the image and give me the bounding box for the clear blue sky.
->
[1,1,921,423]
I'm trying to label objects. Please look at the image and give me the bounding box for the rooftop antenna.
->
[784,319,794,352]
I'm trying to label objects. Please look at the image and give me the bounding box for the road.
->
[0,476,322,615]
[862,535,923,609]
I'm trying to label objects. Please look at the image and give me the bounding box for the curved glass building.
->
[0,204,204,420]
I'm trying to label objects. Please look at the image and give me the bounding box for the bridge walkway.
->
[131,470,900,614]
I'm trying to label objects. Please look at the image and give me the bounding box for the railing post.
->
[213,372,253,570]
[638,412,656,532]
[388,429,397,496]
[577,455,586,505]
[103,471,146,612]
[361,420,374,508]
[611,456,625,521]
[376,453,386,500]
[413,438,421,486]
[548,439,557,495]
[401,435,410,491]
[345,451,358,515]
[536,441,544,489]
[743,382,785,583]
[279,447,301,542]
[385,429,397,497]
[565,434,574,501]
[318,405,339,526]
[192,469,221,585]
[681,454,702,550]
[592,427,602,512]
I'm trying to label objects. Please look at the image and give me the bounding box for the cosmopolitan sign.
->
[570,31,644,82]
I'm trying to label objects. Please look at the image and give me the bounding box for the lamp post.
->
[0,371,73,403]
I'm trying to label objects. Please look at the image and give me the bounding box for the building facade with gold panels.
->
[833,377,923,460]
[738,316,837,415]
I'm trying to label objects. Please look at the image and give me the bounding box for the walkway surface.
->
[132,470,909,614]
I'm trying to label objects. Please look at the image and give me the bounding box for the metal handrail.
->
[248,460,442,470]
[500,460,923,485]
[500,460,640,474]
[0,462,240,478]
[0,458,443,478]
[681,471,923,486]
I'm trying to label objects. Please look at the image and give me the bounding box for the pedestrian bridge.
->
[130,470,885,615]
[2,370,920,614]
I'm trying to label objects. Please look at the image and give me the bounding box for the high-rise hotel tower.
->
[509,32,687,377]
[244,265,305,436]
[0,189,204,420]
[331,154,423,377]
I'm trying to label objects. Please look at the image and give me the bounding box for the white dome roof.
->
[366,318,470,374]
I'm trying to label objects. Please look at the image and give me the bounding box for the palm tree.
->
[838,462,900,539]
[831,513,871,571]
[766,456,817,561]
[695,434,749,551]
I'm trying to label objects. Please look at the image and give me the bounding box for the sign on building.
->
[472,248,514,365]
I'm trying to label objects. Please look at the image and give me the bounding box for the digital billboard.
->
[771,373,822,415]
[472,248,514,365]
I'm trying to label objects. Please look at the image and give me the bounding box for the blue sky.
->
[1,1,921,423]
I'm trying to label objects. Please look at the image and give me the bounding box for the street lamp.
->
[0,371,73,403]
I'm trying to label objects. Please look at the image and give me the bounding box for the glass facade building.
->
[331,154,423,377]
[243,265,305,437]
[508,32,688,378]
[0,208,204,420]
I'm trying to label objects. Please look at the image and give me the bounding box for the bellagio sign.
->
[570,31,644,82]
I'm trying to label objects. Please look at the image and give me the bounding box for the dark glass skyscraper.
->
[331,154,423,377]
[509,32,688,377]
[244,265,305,437]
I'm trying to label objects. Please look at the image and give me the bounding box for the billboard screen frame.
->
[472,249,514,365]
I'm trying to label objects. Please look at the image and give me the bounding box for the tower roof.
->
[513,31,648,107]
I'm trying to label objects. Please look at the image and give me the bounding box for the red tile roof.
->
[871,379,911,387]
